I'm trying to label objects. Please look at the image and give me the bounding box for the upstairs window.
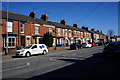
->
[73,31,76,36]
[49,27,52,33]
[35,26,39,34]
[6,21,13,32]
[58,28,61,36]
[20,23,24,33]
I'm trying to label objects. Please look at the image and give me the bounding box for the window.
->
[35,26,39,34]
[6,21,13,32]
[58,28,61,36]
[65,29,67,36]
[20,23,24,33]
[77,31,80,36]
[63,29,65,36]
[68,30,71,37]
[31,45,37,49]
[73,31,76,36]
[4,37,16,48]
[49,27,52,33]
[58,38,63,44]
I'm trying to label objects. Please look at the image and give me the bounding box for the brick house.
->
[1,10,107,54]
[81,26,92,43]
[1,10,51,54]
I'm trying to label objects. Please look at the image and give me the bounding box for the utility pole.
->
[5,0,9,55]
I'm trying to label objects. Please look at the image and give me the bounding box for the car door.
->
[31,45,39,54]
[38,45,45,54]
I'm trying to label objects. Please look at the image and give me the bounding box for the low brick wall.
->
[48,47,55,50]
[56,47,65,50]
[48,46,65,50]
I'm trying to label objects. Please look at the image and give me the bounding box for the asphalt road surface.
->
[2,46,120,80]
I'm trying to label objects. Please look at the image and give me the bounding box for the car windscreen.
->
[24,45,32,49]
[106,43,120,48]
[82,43,86,45]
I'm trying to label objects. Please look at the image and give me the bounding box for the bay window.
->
[4,37,16,48]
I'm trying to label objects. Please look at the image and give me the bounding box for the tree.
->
[107,29,114,37]
[42,32,53,47]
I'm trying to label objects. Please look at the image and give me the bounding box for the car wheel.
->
[42,50,47,55]
[25,52,31,57]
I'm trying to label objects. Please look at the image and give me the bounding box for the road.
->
[2,46,120,80]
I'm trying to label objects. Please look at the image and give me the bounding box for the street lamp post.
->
[5,0,9,55]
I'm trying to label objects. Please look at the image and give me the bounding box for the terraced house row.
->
[0,10,107,54]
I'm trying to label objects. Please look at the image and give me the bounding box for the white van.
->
[16,44,48,57]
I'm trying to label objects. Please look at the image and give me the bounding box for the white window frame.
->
[58,28,61,36]
[49,27,53,33]
[4,36,16,48]
[35,26,39,34]
[65,29,68,36]
[20,23,24,33]
[6,21,13,32]
[68,30,71,37]
[63,29,65,36]
[73,31,76,36]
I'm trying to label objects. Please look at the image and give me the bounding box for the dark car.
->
[70,43,82,50]
[98,42,104,46]
[103,42,120,57]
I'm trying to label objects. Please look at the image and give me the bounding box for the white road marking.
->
[1,62,30,72]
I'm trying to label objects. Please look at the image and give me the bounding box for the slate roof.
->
[46,21,68,29]
[1,10,105,35]
[47,21,87,32]
[1,10,46,24]
[90,30,105,35]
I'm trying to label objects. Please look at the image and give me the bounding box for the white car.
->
[82,43,92,48]
[16,44,48,57]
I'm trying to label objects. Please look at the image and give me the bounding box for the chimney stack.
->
[60,20,66,25]
[41,14,48,21]
[91,28,95,31]
[73,24,78,28]
[29,11,36,19]
[82,26,86,30]
[86,27,88,31]
[96,30,99,32]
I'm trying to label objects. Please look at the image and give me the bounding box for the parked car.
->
[16,44,48,57]
[92,43,97,46]
[82,43,92,48]
[103,42,120,57]
[70,43,82,50]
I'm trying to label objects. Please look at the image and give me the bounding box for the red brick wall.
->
[40,25,49,36]
[0,19,3,53]
[2,19,6,33]
[24,23,32,36]
[80,32,84,38]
